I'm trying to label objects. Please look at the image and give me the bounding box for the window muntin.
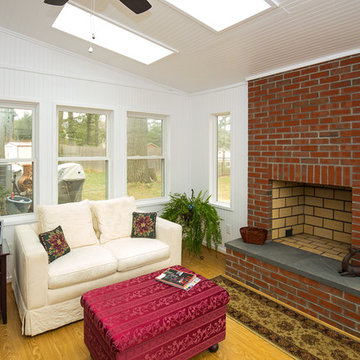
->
[57,109,108,204]
[216,114,231,204]
[0,105,35,216]
[127,114,165,200]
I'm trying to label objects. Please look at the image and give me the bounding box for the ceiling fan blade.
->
[119,0,152,14]
[44,0,69,5]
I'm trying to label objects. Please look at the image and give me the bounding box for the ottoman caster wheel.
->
[208,343,219,353]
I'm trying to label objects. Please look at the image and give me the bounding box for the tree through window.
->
[58,109,108,203]
[127,113,166,200]
[216,114,231,204]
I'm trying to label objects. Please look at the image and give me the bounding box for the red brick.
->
[270,285,287,297]
[309,287,331,300]
[344,293,360,304]
[296,305,318,319]
[298,275,320,288]
[318,299,342,314]
[330,313,356,329]
[331,296,357,311]
[318,283,343,297]
[344,309,360,322]
[308,302,330,317]
[254,279,269,289]
[297,290,318,303]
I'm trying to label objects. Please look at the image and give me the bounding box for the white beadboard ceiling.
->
[0,0,360,93]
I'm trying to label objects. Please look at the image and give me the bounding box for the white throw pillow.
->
[91,196,136,243]
[37,200,98,249]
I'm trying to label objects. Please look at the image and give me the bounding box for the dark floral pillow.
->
[39,225,70,263]
[131,212,157,238]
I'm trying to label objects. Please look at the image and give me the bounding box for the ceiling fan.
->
[44,0,152,14]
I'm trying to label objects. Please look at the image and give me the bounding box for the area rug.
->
[211,275,360,360]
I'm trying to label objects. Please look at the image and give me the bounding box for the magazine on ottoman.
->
[155,267,201,290]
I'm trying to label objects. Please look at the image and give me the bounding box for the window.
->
[127,113,166,200]
[57,108,109,203]
[0,104,36,216]
[212,113,231,205]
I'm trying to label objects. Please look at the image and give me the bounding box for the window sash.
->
[210,113,231,207]
[0,102,37,216]
[57,107,110,202]
[126,113,166,200]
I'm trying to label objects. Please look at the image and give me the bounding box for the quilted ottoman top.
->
[81,265,230,353]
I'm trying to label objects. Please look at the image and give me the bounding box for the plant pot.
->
[6,196,32,215]
[240,226,267,245]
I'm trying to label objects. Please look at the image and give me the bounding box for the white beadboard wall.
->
[190,84,248,253]
[0,28,192,278]
[0,27,250,278]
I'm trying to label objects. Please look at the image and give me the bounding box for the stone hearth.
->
[225,239,360,337]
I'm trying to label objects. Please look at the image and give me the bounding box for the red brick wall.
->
[248,54,360,248]
[226,248,360,337]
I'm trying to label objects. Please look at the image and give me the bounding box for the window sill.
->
[136,197,171,208]
[210,202,234,212]
[2,213,38,226]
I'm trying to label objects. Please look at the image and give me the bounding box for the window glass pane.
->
[127,117,162,156]
[0,161,33,216]
[217,115,231,203]
[0,107,32,159]
[127,159,163,200]
[58,160,107,203]
[58,111,106,157]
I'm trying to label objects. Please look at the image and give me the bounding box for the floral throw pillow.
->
[39,225,70,263]
[131,212,157,238]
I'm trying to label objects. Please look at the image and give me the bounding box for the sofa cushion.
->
[91,197,137,243]
[37,200,98,249]
[39,225,70,263]
[103,237,170,272]
[131,212,157,238]
[48,245,117,289]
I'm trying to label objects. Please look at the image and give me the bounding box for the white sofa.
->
[12,197,182,336]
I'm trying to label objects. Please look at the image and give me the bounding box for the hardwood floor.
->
[0,248,292,360]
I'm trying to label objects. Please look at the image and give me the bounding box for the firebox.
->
[272,180,352,261]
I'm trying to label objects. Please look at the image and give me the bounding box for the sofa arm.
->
[14,224,48,310]
[156,217,182,265]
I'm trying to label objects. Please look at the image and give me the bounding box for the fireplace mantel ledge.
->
[225,239,360,297]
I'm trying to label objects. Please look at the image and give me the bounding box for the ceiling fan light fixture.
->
[44,0,69,6]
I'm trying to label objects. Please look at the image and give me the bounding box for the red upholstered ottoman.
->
[81,265,230,360]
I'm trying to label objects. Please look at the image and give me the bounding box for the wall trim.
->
[246,48,360,81]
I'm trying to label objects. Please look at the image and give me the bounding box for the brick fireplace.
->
[247,53,360,250]
[225,53,360,336]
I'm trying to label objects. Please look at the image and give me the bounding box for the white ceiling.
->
[1,0,360,93]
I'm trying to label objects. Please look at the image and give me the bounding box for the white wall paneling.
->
[0,29,191,279]
[190,84,248,252]
[0,27,249,278]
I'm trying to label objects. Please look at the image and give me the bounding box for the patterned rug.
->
[211,275,360,360]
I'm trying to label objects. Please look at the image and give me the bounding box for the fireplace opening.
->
[272,180,352,261]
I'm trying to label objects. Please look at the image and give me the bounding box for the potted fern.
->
[161,190,222,257]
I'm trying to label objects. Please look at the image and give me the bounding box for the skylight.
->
[163,0,277,32]
[52,4,174,65]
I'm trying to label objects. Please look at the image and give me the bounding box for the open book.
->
[156,267,200,291]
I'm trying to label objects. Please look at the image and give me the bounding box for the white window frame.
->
[126,112,168,203]
[0,100,38,218]
[56,106,111,202]
[210,112,231,209]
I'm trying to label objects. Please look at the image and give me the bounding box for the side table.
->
[0,239,10,324]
